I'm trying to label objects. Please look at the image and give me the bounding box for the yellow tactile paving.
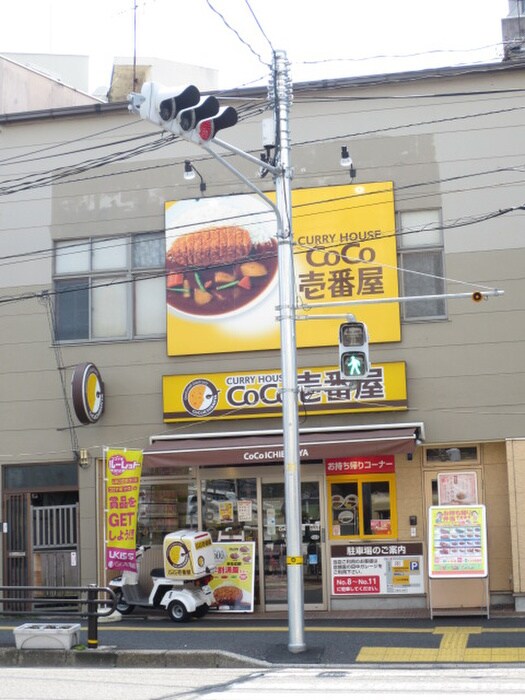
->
[357,625,525,663]
[435,626,481,652]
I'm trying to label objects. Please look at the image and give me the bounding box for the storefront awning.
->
[143,427,419,469]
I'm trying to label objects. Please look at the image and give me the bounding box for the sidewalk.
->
[1,605,525,668]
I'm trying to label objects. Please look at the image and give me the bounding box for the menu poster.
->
[218,501,234,523]
[438,472,478,505]
[428,505,487,578]
[210,541,256,613]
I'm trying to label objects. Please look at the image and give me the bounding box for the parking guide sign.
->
[330,543,424,595]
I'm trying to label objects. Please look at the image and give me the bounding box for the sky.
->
[0,0,512,94]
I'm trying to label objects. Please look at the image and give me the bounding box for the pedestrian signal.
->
[338,321,370,378]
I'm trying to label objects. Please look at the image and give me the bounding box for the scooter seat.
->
[150,567,165,578]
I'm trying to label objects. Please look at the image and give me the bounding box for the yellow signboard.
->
[165,183,399,356]
[162,362,407,422]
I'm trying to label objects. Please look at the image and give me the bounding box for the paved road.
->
[2,666,525,699]
[2,611,525,666]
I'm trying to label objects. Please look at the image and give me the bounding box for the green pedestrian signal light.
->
[340,351,368,377]
[338,320,370,378]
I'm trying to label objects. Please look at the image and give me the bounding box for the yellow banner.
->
[163,362,407,422]
[165,183,398,356]
[105,448,143,572]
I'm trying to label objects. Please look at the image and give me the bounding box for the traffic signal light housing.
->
[339,321,370,378]
[128,81,201,128]
[128,81,238,143]
[195,106,238,142]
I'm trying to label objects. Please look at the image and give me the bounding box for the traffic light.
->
[177,95,220,131]
[128,81,201,128]
[128,81,238,143]
[194,106,238,142]
[338,320,370,378]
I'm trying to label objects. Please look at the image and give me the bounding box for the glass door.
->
[262,479,325,609]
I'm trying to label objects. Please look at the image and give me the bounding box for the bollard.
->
[87,584,98,649]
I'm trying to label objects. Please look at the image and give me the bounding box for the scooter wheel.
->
[168,600,190,623]
[193,603,209,618]
[116,593,135,615]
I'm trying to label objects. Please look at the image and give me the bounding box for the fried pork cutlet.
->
[167,226,252,267]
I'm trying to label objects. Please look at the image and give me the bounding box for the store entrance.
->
[262,479,324,609]
[199,468,326,611]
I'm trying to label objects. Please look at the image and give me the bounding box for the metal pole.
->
[87,584,99,649]
[298,289,505,311]
[272,50,306,653]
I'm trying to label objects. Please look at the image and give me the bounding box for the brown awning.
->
[143,427,418,468]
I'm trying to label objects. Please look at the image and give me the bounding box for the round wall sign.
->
[71,362,105,424]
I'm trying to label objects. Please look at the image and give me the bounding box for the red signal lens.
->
[198,119,213,141]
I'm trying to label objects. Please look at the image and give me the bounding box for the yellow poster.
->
[163,362,407,422]
[105,448,143,572]
[165,183,398,356]
[209,541,256,613]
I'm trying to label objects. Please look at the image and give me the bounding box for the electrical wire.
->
[1,160,525,272]
[0,193,517,308]
[0,72,523,306]
[1,97,523,201]
[296,43,504,68]
[0,101,268,194]
[0,84,523,193]
[205,0,271,69]
[244,0,274,53]
[294,104,525,147]
[0,121,152,167]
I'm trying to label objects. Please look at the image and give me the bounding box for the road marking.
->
[357,626,525,663]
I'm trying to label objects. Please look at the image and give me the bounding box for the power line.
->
[0,120,149,167]
[1,158,525,269]
[244,0,274,53]
[0,102,267,195]
[1,97,522,200]
[205,0,270,68]
[296,42,505,68]
[0,195,519,308]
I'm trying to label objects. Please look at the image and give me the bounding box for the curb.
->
[0,647,270,668]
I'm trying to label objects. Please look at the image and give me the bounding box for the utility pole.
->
[128,48,306,654]
[270,50,306,654]
[198,52,305,652]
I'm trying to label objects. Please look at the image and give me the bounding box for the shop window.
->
[137,482,196,545]
[53,232,166,341]
[4,463,78,490]
[397,210,446,321]
[328,475,397,539]
[424,445,479,465]
[201,478,258,542]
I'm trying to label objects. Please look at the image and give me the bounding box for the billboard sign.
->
[165,182,399,356]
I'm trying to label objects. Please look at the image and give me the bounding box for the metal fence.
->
[0,585,116,649]
[32,504,77,549]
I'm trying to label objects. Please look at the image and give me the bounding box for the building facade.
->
[1,57,525,614]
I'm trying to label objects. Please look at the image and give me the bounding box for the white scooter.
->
[109,530,215,623]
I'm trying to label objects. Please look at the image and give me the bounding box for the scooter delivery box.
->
[163,529,215,580]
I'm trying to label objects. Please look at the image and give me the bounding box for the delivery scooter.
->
[109,529,215,623]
